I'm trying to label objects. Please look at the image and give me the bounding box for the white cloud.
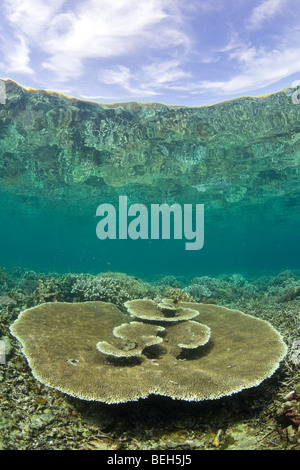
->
[194,41,300,95]
[99,65,159,97]
[1,0,66,75]
[228,44,258,64]
[1,33,33,74]
[100,66,133,89]
[99,60,191,97]
[3,0,66,37]
[2,0,298,103]
[248,0,287,29]
[141,60,191,86]
[2,0,189,81]
[79,94,121,101]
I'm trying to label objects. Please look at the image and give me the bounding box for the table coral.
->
[10,300,287,403]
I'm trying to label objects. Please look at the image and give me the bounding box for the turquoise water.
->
[1,86,300,451]
[0,83,299,279]
[0,189,299,278]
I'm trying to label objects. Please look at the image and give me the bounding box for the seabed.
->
[0,268,299,450]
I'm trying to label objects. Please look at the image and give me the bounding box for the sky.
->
[1,0,300,106]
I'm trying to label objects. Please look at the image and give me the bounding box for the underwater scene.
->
[0,78,300,452]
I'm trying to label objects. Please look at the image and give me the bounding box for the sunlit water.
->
[0,189,299,279]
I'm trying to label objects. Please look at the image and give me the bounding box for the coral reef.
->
[124,299,200,322]
[1,268,300,449]
[10,299,287,403]
[163,288,195,303]
[0,268,14,294]
[96,322,165,358]
[0,296,16,306]
[278,285,300,303]
[69,272,159,309]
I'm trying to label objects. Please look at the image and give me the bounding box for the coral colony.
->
[96,196,204,251]
[10,299,287,403]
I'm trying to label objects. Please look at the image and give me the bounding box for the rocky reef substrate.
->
[0,268,300,450]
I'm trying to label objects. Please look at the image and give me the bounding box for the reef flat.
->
[1,268,300,450]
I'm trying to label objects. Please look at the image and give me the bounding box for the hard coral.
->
[70,272,158,309]
[96,322,165,358]
[10,300,287,404]
[124,299,200,322]
[27,278,63,306]
[279,284,300,303]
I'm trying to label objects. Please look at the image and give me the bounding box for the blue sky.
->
[1,0,300,105]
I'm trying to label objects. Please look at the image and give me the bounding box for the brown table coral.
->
[10,300,287,403]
